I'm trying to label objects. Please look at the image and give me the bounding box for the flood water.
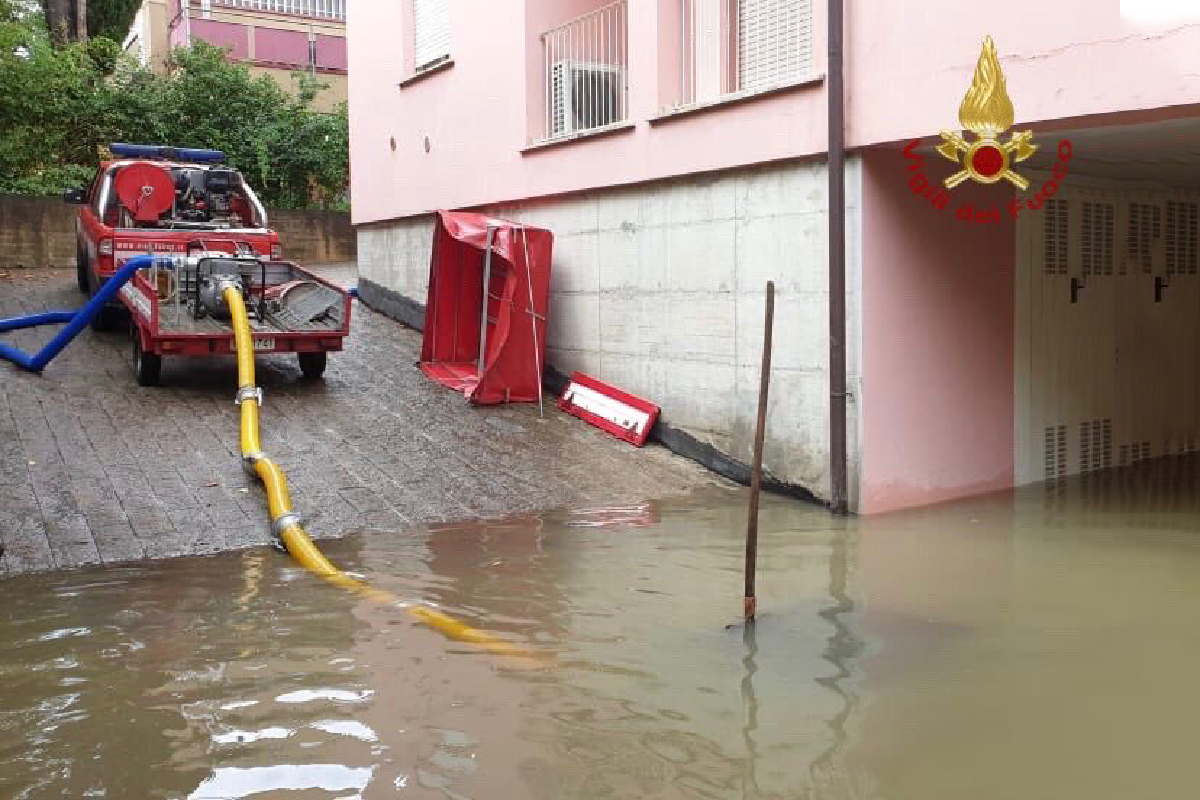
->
[3,463,1200,799]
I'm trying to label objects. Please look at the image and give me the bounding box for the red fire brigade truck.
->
[63,144,351,385]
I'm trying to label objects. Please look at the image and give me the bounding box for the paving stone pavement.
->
[0,265,727,577]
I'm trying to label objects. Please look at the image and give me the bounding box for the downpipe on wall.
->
[828,0,850,515]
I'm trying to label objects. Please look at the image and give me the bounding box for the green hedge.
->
[0,10,348,210]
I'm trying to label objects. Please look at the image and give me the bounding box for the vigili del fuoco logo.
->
[902,36,1073,224]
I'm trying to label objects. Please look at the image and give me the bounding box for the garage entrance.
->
[1016,119,1200,485]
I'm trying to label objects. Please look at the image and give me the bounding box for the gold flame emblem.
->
[937,36,1037,189]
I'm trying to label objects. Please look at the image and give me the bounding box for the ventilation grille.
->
[1165,200,1198,276]
[1043,198,1068,275]
[1044,425,1067,479]
[1081,201,1114,276]
[1079,418,1113,473]
[1127,202,1161,275]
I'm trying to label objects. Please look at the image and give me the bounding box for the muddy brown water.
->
[2,465,1199,799]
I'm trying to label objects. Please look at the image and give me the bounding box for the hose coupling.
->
[271,511,302,538]
[242,451,265,477]
[235,386,263,406]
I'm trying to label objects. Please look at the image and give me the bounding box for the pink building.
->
[348,0,1200,513]
[126,0,349,112]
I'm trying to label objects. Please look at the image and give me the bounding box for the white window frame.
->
[413,0,452,72]
[674,0,812,109]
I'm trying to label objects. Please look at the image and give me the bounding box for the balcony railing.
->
[539,1,628,142]
[209,0,346,21]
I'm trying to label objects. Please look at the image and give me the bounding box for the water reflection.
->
[3,464,1200,798]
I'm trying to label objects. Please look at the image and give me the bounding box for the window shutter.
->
[736,0,811,92]
[413,0,451,71]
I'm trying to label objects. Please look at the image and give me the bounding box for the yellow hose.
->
[223,286,538,660]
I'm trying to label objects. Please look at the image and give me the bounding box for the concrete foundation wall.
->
[358,158,862,503]
[0,194,78,270]
[0,194,355,270]
[270,208,357,264]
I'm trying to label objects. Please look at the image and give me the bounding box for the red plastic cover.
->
[419,211,554,405]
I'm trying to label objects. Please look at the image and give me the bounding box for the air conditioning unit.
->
[549,60,625,137]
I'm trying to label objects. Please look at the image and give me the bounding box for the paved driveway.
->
[0,266,723,576]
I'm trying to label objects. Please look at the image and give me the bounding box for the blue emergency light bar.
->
[109,143,227,163]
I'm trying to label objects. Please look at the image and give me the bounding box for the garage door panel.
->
[1016,183,1198,485]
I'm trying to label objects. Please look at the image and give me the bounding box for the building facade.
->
[124,0,348,112]
[348,0,1200,513]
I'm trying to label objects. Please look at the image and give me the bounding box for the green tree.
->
[0,6,349,212]
[87,0,138,43]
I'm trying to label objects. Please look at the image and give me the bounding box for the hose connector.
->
[272,511,301,537]
[235,386,263,406]
[271,511,302,551]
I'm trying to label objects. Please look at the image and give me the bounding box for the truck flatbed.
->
[118,257,352,384]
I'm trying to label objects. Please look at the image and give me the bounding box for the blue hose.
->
[0,255,156,373]
[0,311,76,333]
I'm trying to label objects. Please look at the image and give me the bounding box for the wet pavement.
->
[0,267,722,576]
[2,469,1199,799]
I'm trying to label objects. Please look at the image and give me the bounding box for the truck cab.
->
[65,144,282,330]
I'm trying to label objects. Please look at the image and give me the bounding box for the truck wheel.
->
[133,336,162,387]
[298,352,327,380]
[76,248,89,294]
[90,306,122,333]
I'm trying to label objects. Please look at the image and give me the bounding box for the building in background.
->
[349,0,1200,513]
[123,0,348,112]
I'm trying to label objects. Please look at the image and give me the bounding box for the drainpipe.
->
[827,0,849,514]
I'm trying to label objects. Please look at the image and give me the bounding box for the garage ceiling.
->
[904,115,1200,187]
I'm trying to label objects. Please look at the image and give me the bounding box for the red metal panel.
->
[314,34,347,70]
[191,19,250,60]
[557,372,660,447]
[252,26,309,67]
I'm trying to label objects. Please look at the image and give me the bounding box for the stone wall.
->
[356,158,864,504]
[0,194,355,271]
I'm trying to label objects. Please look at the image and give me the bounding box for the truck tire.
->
[298,351,327,380]
[90,306,123,333]
[133,335,162,387]
[86,270,125,332]
[76,247,89,294]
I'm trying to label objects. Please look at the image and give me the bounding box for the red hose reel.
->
[113,162,176,222]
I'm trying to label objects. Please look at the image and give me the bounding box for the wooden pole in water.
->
[744,281,774,623]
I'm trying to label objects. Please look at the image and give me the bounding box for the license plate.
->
[252,337,275,351]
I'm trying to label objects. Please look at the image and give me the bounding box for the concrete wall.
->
[0,195,355,269]
[248,66,348,113]
[270,208,356,264]
[0,195,78,270]
[357,158,863,503]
